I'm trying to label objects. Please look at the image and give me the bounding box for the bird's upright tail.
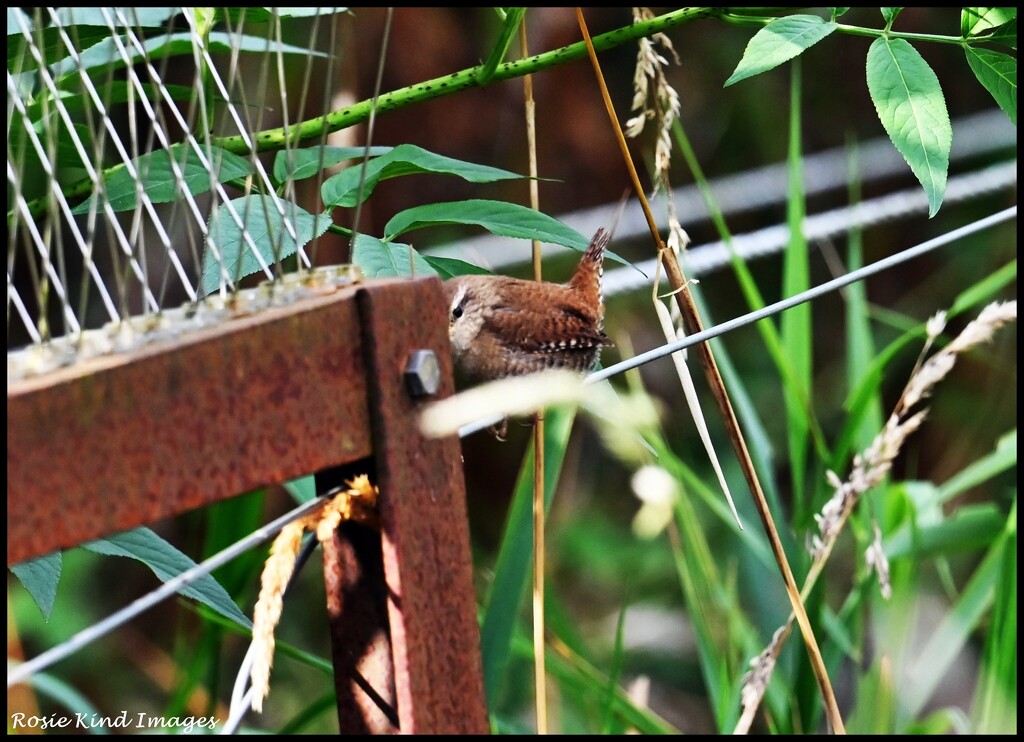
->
[568,227,609,315]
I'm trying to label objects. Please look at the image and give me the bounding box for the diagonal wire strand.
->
[457,205,1017,437]
[6,493,335,689]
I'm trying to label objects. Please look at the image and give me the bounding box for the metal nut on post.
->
[404,349,440,398]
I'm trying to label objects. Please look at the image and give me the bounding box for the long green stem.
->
[212,8,715,155]
[13,8,716,223]
[718,12,970,45]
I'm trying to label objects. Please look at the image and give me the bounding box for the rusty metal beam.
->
[7,285,373,565]
[353,279,489,734]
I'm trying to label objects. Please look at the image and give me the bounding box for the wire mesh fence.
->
[8,8,349,370]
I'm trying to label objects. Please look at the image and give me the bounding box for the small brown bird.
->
[444,227,612,382]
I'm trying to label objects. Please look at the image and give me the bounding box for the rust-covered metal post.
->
[321,279,487,734]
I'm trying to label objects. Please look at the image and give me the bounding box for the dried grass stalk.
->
[736,300,1016,732]
[250,475,379,712]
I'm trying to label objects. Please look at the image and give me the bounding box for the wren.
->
[444,227,612,382]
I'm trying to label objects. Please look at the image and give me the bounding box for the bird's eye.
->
[452,304,464,320]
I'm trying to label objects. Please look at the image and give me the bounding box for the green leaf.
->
[880,7,903,27]
[939,429,1017,503]
[965,46,1017,124]
[54,7,181,27]
[866,37,950,217]
[6,21,112,73]
[52,31,326,83]
[14,116,93,193]
[72,143,252,215]
[28,82,222,123]
[284,475,317,504]
[202,196,332,295]
[385,198,589,248]
[82,526,251,627]
[422,255,493,279]
[273,145,392,184]
[961,7,1017,37]
[215,7,350,23]
[322,144,527,208]
[829,8,851,20]
[986,22,1017,50]
[9,552,62,620]
[725,15,837,86]
[351,233,437,278]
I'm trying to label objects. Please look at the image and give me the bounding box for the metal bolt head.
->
[404,349,440,398]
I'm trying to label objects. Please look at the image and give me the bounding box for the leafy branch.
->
[721,7,1016,216]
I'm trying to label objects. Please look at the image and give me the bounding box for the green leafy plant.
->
[722,7,1016,215]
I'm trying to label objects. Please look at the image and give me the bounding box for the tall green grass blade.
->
[508,633,679,733]
[842,141,884,451]
[278,691,339,734]
[948,259,1016,315]
[781,61,813,517]
[480,407,575,708]
[14,668,106,722]
[671,119,828,462]
[846,644,896,732]
[599,602,629,734]
[885,502,1005,559]
[938,429,1017,503]
[667,495,741,731]
[901,529,1005,722]
[972,499,1017,733]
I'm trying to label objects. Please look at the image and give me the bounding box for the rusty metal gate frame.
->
[7,276,488,733]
